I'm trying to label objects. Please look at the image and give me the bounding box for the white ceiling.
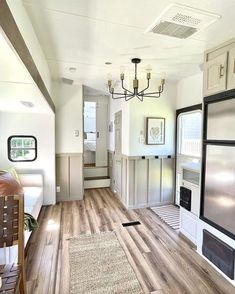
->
[0,31,52,113]
[23,0,235,93]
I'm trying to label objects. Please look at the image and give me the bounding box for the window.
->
[8,136,37,162]
[178,111,202,157]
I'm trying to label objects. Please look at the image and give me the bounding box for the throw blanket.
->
[24,213,38,232]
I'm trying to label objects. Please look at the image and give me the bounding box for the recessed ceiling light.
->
[20,101,34,108]
[105,62,112,65]
[69,67,77,72]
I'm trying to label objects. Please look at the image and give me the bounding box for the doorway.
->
[83,95,110,189]
[84,101,96,167]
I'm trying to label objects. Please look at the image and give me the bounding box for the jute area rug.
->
[69,231,143,294]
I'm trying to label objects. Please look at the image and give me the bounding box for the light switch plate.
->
[139,137,145,143]
[74,130,79,137]
[56,186,61,193]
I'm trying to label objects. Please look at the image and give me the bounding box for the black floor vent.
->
[122,221,141,227]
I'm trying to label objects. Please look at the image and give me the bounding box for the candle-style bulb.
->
[146,64,152,73]
[161,78,165,85]
[120,66,125,74]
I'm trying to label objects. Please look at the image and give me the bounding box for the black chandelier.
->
[108,58,165,101]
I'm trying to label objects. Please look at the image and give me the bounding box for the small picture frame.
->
[146,117,165,145]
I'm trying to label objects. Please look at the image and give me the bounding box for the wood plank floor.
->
[25,188,235,294]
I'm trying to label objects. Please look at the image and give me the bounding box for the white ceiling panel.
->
[0,32,52,113]
[23,0,235,92]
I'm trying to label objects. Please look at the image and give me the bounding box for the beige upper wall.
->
[6,0,53,101]
[55,83,83,154]
[176,73,203,109]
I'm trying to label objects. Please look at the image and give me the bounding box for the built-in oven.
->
[180,186,191,211]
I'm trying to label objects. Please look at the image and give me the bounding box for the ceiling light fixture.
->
[107,58,165,101]
[105,62,112,65]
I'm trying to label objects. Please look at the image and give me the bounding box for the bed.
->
[84,140,96,164]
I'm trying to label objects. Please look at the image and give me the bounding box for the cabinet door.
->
[227,47,235,90]
[203,52,227,96]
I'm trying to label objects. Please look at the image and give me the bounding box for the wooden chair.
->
[0,195,26,294]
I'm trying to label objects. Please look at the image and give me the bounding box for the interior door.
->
[115,110,122,154]
[96,101,108,166]
[114,111,122,195]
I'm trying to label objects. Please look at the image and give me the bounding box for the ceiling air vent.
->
[145,4,221,39]
[61,77,74,85]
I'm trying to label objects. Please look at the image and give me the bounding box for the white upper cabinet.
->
[203,52,227,96]
[227,47,235,90]
[203,39,235,96]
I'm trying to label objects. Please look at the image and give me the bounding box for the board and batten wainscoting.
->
[108,151,175,209]
[56,153,84,202]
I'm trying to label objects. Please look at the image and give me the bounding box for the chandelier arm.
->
[138,79,150,95]
[108,85,131,96]
[125,94,135,101]
[143,91,161,95]
[142,95,161,98]
[121,79,133,94]
[142,83,165,96]
[112,90,133,96]
[137,94,144,102]
[112,94,134,99]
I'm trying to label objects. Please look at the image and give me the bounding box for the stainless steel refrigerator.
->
[201,92,235,239]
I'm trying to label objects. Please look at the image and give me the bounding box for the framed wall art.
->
[146,117,165,145]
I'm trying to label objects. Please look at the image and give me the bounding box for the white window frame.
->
[177,109,202,159]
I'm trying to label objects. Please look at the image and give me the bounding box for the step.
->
[84,176,109,180]
[84,177,111,189]
[83,166,108,178]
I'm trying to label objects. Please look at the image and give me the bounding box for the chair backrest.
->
[0,195,24,264]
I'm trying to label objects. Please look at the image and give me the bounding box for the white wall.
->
[128,81,177,156]
[6,0,53,101]
[109,80,177,156]
[176,73,203,109]
[0,111,56,205]
[55,83,83,154]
